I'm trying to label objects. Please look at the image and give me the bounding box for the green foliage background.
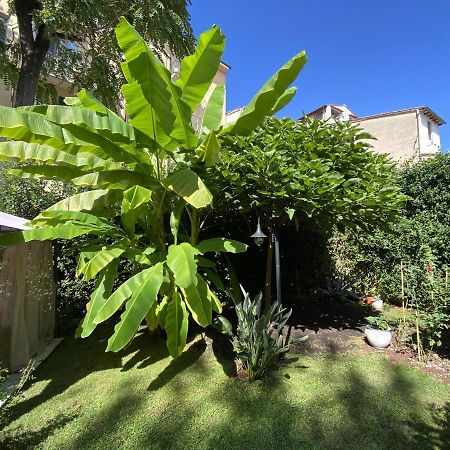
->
[329,154,450,348]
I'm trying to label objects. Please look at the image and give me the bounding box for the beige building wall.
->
[356,112,419,161]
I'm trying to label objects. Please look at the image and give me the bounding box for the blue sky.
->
[189,1,450,149]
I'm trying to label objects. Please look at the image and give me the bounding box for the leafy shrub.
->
[366,314,390,330]
[330,154,450,351]
[216,290,291,380]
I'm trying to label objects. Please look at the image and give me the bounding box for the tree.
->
[0,18,306,357]
[1,0,195,107]
[206,117,407,305]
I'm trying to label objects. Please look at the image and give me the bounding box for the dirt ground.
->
[285,296,450,385]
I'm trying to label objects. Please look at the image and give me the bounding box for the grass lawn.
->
[1,326,449,450]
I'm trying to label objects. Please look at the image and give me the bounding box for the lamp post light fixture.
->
[250,216,267,247]
[250,217,282,305]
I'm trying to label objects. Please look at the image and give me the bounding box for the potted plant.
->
[364,315,392,348]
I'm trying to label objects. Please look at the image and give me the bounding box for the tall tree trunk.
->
[13,0,50,107]
[264,230,273,308]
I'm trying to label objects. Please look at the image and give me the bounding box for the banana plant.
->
[0,17,307,357]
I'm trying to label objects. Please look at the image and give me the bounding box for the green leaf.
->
[70,170,157,190]
[213,315,233,336]
[0,224,102,246]
[208,287,223,313]
[145,301,160,332]
[286,207,295,220]
[195,132,221,168]
[157,296,169,329]
[107,262,165,352]
[28,104,136,145]
[121,185,153,234]
[116,17,197,150]
[7,165,84,182]
[162,168,212,209]
[45,189,122,213]
[31,211,116,229]
[176,26,225,114]
[79,260,119,338]
[166,242,200,289]
[0,141,120,171]
[77,247,125,281]
[165,291,189,358]
[196,237,247,254]
[66,89,109,115]
[226,51,307,136]
[271,86,297,115]
[95,267,162,324]
[170,198,186,246]
[201,84,225,134]
[181,274,212,327]
[0,105,70,148]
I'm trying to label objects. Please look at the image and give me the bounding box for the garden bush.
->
[330,154,450,350]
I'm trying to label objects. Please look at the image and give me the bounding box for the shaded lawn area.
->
[1,326,449,450]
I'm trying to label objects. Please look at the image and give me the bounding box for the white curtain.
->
[0,242,55,371]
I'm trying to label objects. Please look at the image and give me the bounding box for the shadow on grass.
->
[409,401,450,449]
[2,323,450,449]
[147,339,206,391]
[0,411,78,449]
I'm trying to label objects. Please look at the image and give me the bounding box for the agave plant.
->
[216,290,292,380]
[0,18,306,357]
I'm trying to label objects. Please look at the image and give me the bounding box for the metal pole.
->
[273,231,282,305]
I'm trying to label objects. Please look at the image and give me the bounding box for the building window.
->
[427,120,433,141]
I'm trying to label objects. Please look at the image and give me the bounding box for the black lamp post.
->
[251,217,282,305]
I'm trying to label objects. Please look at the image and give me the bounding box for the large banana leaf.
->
[0,223,106,245]
[181,274,212,327]
[226,51,307,136]
[0,141,120,171]
[79,260,119,338]
[65,89,112,116]
[25,105,136,145]
[31,211,117,229]
[116,18,197,150]
[106,262,164,352]
[0,105,70,148]
[165,291,188,358]
[7,165,85,182]
[271,86,297,115]
[161,168,212,209]
[77,247,125,281]
[94,267,159,323]
[166,243,200,289]
[201,84,225,134]
[176,26,225,114]
[44,189,123,212]
[70,170,157,190]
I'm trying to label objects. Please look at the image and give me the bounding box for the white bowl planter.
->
[365,328,392,349]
